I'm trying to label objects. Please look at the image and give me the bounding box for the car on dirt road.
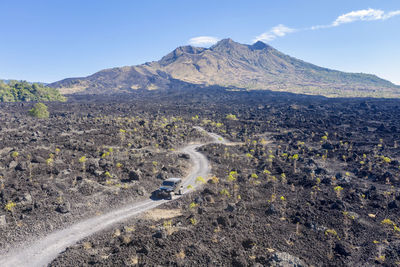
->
[154,178,182,199]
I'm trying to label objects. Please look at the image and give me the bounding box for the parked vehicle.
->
[155,178,182,199]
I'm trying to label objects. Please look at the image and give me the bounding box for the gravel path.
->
[0,127,226,267]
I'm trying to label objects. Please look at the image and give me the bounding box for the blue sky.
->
[0,0,399,84]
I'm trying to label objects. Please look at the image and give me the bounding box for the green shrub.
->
[226,114,238,120]
[0,80,66,102]
[29,103,49,118]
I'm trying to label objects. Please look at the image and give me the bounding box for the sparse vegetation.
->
[0,80,66,102]
[1,90,400,266]
[29,103,50,118]
[225,114,238,120]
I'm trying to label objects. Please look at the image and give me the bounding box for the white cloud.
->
[188,36,219,46]
[253,8,400,43]
[333,8,385,26]
[313,8,400,29]
[385,10,400,19]
[310,24,331,30]
[253,24,295,42]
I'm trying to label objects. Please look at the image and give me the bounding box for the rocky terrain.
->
[50,39,400,98]
[1,88,399,266]
[0,95,208,251]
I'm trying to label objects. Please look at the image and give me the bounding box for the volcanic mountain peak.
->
[50,39,400,97]
[250,40,270,50]
[159,45,206,66]
[210,38,238,49]
[212,38,265,49]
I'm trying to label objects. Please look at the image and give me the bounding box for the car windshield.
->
[162,181,175,187]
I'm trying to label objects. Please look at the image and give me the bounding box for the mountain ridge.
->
[50,38,400,97]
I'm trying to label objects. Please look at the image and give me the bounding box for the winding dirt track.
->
[0,127,226,267]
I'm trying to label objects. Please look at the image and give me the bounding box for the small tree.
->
[79,156,87,178]
[325,229,340,259]
[225,114,238,120]
[29,103,49,118]
[334,185,344,199]
[292,154,299,173]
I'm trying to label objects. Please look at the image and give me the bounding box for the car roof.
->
[164,178,182,183]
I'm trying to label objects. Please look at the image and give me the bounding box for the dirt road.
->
[0,127,226,267]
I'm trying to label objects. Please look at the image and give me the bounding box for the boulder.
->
[31,156,45,164]
[194,196,203,204]
[330,200,344,210]
[15,162,27,171]
[60,169,72,176]
[153,230,167,239]
[334,242,351,257]
[217,216,229,227]
[265,204,278,215]
[202,187,216,195]
[178,153,190,159]
[86,158,99,174]
[231,248,247,266]
[8,161,18,169]
[231,256,247,267]
[242,238,256,250]
[98,158,111,169]
[0,215,6,227]
[22,193,33,205]
[56,201,71,214]
[226,203,236,212]
[155,172,165,180]
[129,170,141,181]
[322,143,334,150]
[269,252,308,267]
[388,200,398,209]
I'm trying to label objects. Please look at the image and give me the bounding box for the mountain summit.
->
[51,39,400,97]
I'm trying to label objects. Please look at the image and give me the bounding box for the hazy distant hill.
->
[2,79,48,86]
[50,39,400,97]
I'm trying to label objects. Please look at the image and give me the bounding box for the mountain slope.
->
[50,39,400,97]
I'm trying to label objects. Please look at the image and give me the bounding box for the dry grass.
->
[143,208,182,220]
